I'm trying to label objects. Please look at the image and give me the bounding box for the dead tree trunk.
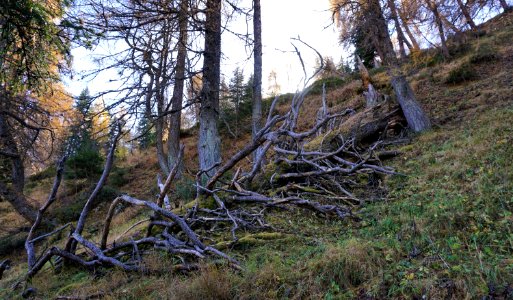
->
[155,29,172,176]
[67,125,122,253]
[252,0,263,162]
[198,0,222,181]
[456,0,477,30]
[25,156,67,268]
[426,0,450,58]
[167,0,189,178]
[369,0,431,132]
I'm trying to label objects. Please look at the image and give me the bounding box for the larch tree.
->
[388,0,412,58]
[425,0,451,58]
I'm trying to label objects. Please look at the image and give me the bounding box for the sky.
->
[66,0,347,97]
[222,0,346,93]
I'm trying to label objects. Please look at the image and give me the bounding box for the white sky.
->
[222,0,346,93]
[66,0,347,97]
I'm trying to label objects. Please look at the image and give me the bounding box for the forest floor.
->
[1,11,513,300]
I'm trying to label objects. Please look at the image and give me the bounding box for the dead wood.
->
[25,155,67,268]
[0,260,10,280]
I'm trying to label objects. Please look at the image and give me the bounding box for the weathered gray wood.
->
[167,0,189,178]
[68,125,122,253]
[252,0,263,153]
[198,0,222,182]
[25,155,67,268]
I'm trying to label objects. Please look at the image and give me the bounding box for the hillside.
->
[1,11,513,299]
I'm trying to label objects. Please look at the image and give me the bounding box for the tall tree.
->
[252,0,263,156]
[397,0,421,51]
[167,0,189,178]
[425,0,450,58]
[388,0,412,58]
[198,0,222,180]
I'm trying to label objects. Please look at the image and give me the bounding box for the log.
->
[307,99,405,149]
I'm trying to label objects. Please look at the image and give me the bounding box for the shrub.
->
[52,185,119,223]
[109,167,128,187]
[28,165,56,182]
[174,177,196,201]
[309,76,346,95]
[445,63,476,84]
[411,49,444,68]
[0,233,27,256]
[470,43,499,64]
[65,148,104,179]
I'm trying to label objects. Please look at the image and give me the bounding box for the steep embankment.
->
[1,11,513,300]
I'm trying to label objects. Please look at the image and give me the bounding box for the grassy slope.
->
[1,12,513,300]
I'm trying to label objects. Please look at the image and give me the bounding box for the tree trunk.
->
[456,0,477,30]
[252,0,263,143]
[388,0,410,58]
[398,10,420,51]
[167,0,189,178]
[67,127,121,254]
[499,0,511,11]
[0,114,37,223]
[369,0,431,132]
[155,30,171,176]
[0,182,37,223]
[426,0,450,58]
[198,0,222,180]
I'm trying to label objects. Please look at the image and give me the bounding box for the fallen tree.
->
[16,62,407,298]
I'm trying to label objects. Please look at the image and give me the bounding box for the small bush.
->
[174,177,196,202]
[65,149,104,179]
[52,185,119,223]
[0,233,27,255]
[445,63,476,84]
[470,43,499,64]
[96,185,120,203]
[28,165,56,182]
[309,76,346,95]
[411,49,444,68]
[109,167,128,187]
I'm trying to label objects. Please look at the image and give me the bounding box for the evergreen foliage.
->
[65,89,104,179]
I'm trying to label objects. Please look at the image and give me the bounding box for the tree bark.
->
[426,0,450,58]
[456,0,477,30]
[388,0,410,58]
[0,114,38,223]
[198,0,222,181]
[398,10,420,51]
[369,0,431,132]
[155,32,171,176]
[167,0,189,178]
[252,0,263,146]
[67,126,121,253]
[499,0,511,11]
